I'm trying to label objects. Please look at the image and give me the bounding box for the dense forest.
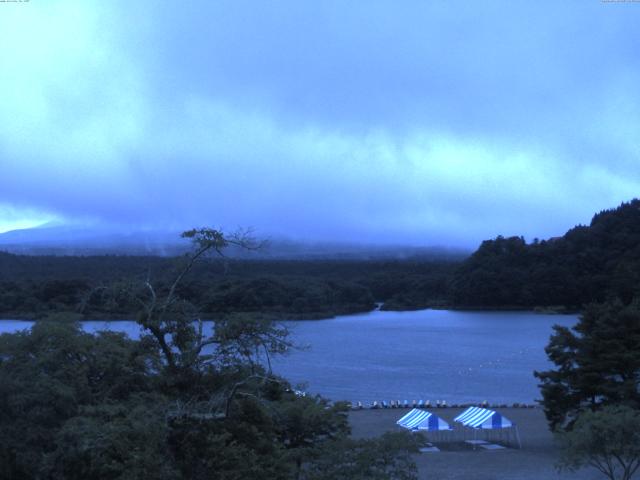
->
[451,199,640,309]
[0,254,458,320]
[1,199,638,320]
[0,229,421,479]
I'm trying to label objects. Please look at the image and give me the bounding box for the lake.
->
[0,309,577,404]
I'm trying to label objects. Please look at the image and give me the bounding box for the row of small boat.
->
[350,400,538,410]
[354,400,447,409]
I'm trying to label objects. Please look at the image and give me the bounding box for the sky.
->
[0,1,639,248]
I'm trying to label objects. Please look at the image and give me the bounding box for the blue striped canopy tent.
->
[454,406,521,448]
[397,408,452,431]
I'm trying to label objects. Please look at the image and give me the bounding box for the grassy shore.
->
[348,408,602,480]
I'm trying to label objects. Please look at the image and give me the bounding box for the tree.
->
[301,432,421,480]
[557,405,640,480]
[0,322,158,480]
[131,228,294,420]
[0,228,421,479]
[450,199,640,309]
[535,300,640,430]
[274,395,350,480]
[167,395,293,480]
[42,398,180,480]
[135,227,270,373]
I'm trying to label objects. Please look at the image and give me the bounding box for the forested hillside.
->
[451,199,640,309]
[0,254,458,320]
[2,199,638,318]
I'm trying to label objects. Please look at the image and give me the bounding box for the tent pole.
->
[515,426,522,449]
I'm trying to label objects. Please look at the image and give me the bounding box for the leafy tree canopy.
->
[535,300,640,430]
[557,405,640,480]
[452,199,640,308]
[0,228,419,480]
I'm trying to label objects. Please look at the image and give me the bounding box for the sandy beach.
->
[349,408,604,480]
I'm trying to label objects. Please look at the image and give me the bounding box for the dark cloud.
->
[0,1,639,246]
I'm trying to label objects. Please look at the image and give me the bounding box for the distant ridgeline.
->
[451,199,640,309]
[0,199,638,319]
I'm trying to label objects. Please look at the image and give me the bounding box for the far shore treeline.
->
[1,199,639,320]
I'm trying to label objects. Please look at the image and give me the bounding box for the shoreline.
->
[347,401,540,410]
[0,304,581,322]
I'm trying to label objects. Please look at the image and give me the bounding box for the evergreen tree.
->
[535,300,640,430]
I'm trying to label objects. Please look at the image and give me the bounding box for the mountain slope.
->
[0,224,188,256]
[450,199,640,308]
[0,224,469,260]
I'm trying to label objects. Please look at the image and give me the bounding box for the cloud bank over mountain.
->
[1,1,639,247]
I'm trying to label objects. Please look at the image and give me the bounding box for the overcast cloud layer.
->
[1,1,639,247]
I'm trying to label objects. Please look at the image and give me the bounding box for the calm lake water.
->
[0,309,577,404]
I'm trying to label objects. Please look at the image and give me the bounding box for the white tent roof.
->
[454,406,514,429]
[397,408,452,431]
